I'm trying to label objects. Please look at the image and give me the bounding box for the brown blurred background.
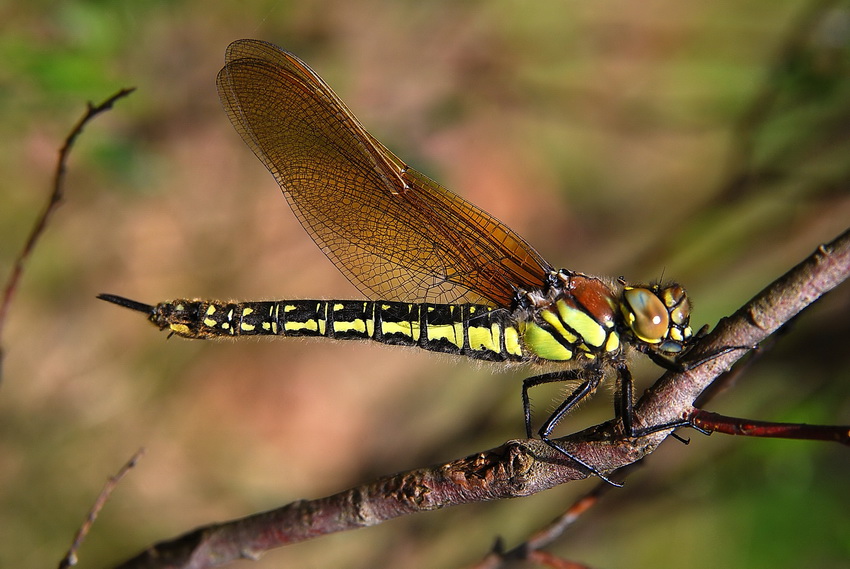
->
[1,1,848,568]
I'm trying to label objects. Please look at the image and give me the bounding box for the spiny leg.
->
[612,363,698,439]
[522,370,585,438]
[535,370,603,442]
[522,369,600,438]
[637,340,756,438]
[522,368,622,486]
[644,343,754,374]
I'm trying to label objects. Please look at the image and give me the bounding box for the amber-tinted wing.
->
[216,39,552,306]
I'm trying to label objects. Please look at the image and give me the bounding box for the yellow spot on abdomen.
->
[333,319,367,334]
[426,322,464,348]
[468,324,499,353]
[170,324,191,336]
[504,326,523,357]
[381,320,420,341]
[284,320,318,333]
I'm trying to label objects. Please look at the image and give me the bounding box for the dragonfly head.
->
[620,283,693,355]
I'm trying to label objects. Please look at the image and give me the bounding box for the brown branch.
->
[59,449,145,569]
[689,410,850,444]
[109,228,850,569]
[0,87,135,382]
[468,474,618,569]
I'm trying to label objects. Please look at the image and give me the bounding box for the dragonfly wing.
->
[217,39,551,306]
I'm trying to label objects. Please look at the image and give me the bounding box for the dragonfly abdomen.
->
[150,298,526,362]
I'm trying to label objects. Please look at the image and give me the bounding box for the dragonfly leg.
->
[614,362,711,438]
[541,437,622,487]
[629,416,711,438]
[535,369,604,441]
[522,369,623,486]
[646,344,755,373]
[521,370,589,438]
[636,343,755,438]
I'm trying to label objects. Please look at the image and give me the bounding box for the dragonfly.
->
[100,39,698,484]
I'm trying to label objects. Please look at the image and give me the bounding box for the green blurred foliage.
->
[0,1,847,568]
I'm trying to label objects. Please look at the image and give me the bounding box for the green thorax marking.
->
[519,273,622,363]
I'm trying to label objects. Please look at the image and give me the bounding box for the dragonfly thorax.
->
[516,270,693,364]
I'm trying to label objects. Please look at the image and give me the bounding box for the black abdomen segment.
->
[154,299,525,362]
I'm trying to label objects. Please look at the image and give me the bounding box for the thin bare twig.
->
[468,472,621,569]
[689,410,850,443]
[59,448,145,569]
[0,87,135,381]
[110,228,850,569]
[525,552,591,569]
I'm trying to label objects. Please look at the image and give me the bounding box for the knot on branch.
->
[443,441,536,494]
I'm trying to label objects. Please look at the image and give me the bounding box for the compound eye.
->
[624,288,669,343]
[670,296,690,326]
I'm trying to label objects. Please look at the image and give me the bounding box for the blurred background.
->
[1,1,848,568]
